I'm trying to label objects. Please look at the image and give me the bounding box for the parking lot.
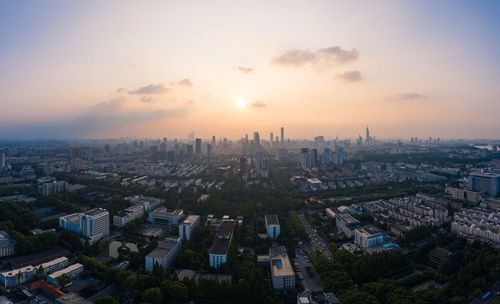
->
[294,247,324,292]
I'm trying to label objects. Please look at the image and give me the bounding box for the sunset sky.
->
[1,0,499,140]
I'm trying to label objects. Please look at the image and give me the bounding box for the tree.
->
[57,274,71,287]
[95,296,119,304]
[142,287,163,304]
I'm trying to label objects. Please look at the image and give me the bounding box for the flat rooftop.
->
[182,215,200,225]
[265,214,279,226]
[208,238,231,255]
[84,208,108,217]
[337,212,360,226]
[147,238,180,258]
[215,221,235,239]
[270,246,294,277]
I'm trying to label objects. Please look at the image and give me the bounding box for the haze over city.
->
[1,0,500,140]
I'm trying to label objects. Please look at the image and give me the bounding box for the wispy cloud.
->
[337,70,362,82]
[272,46,358,67]
[388,93,428,101]
[129,84,169,95]
[251,100,267,108]
[177,78,193,86]
[234,66,254,74]
[140,96,157,103]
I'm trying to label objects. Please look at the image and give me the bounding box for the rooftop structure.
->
[269,246,295,290]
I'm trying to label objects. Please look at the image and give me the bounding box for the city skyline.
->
[1,1,500,139]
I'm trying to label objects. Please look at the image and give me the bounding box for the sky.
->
[1,0,500,140]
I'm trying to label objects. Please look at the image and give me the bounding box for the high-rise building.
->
[239,157,247,173]
[322,148,331,165]
[211,136,216,147]
[469,173,500,197]
[280,127,284,144]
[186,144,194,159]
[59,208,110,244]
[206,143,212,157]
[365,126,370,143]
[253,132,260,147]
[310,148,318,168]
[300,148,310,170]
[314,136,325,145]
[270,132,274,144]
[336,146,345,165]
[195,138,202,154]
[0,153,5,169]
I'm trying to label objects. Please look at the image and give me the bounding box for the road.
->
[298,212,333,258]
[294,247,324,292]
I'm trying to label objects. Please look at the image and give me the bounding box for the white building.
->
[47,263,84,286]
[354,227,384,249]
[265,215,281,239]
[0,257,69,289]
[59,208,110,244]
[0,231,15,257]
[113,204,144,227]
[270,246,295,290]
[179,215,200,241]
[148,208,184,227]
[145,237,182,273]
[38,181,69,196]
[0,266,35,289]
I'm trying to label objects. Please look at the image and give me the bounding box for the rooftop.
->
[265,214,279,226]
[182,215,200,225]
[84,208,108,217]
[208,238,231,255]
[147,238,181,258]
[270,246,294,277]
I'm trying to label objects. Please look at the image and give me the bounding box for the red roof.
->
[27,280,65,298]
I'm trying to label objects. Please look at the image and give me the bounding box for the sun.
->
[235,97,247,109]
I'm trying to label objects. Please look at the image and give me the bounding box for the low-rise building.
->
[451,208,500,244]
[336,213,361,238]
[354,227,384,249]
[269,246,295,290]
[148,208,184,227]
[113,204,144,227]
[265,215,280,239]
[145,237,182,273]
[179,215,200,241]
[47,263,84,286]
[38,181,69,196]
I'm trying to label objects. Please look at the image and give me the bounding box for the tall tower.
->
[280,127,284,144]
[365,126,370,143]
[270,132,273,144]
[253,132,260,147]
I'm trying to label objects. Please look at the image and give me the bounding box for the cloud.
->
[388,93,428,101]
[0,97,189,138]
[177,78,193,86]
[272,46,358,67]
[234,66,254,74]
[251,100,267,108]
[129,84,168,95]
[140,96,157,103]
[337,70,362,82]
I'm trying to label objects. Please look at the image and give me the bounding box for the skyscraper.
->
[336,146,345,165]
[253,132,260,147]
[365,126,370,143]
[300,148,310,170]
[322,148,331,165]
[280,127,284,144]
[195,138,202,154]
[0,153,5,169]
[206,143,212,157]
[270,132,274,144]
[310,148,318,168]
